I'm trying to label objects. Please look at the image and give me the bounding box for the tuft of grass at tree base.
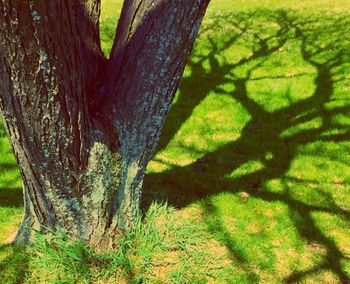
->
[0,203,234,283]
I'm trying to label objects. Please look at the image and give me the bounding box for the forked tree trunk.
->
[0,0,209,251]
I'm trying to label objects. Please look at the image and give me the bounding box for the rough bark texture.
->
[0,0,210,251]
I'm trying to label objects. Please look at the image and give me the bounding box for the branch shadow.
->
[143,8,350,282]
[0,244,29,282]
[0,119,22,208]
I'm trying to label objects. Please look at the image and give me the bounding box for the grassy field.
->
[1,0,350,282]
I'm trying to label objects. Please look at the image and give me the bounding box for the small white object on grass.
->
[239,192,249,202]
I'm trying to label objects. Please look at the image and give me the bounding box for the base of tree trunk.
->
[13,143,143,252]
[0,0,210,251]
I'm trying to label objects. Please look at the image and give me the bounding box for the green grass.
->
[99,0,123,56]
[0,203,219,283]
[1,0,350,283]
[0,122,22,244]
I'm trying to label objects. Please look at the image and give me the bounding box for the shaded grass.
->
[0,121,22,248]
[1,0,350,283]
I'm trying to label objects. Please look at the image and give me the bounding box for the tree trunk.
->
[0,0,210,251]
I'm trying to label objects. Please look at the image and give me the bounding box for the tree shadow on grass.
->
[0,118,23,208]
[143,9,350,283]
[0,187,22,208]
[0,244,29,282]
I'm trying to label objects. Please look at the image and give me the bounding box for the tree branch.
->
[95,0,210,161]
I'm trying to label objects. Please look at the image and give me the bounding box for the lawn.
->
[1,0,350,283]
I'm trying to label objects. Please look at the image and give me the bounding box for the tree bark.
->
[0,0,210,251]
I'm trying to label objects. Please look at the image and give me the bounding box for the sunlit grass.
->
[0,124,22,246]
[100,0,123,56]
[1,0,350,282]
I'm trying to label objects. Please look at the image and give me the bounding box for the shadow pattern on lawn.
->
[0,244,29,282]
[143,9,350,283]
[0,7,349,284]
[0,122,22,208]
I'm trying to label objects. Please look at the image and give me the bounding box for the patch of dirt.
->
[246,223,262,234]
[4,228,17,245]
[151,251,181,282]
[150,236,233,282]
[307,242,327,254]
[174,206,205,223]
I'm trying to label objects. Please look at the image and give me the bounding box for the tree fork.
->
[0,0,210,251]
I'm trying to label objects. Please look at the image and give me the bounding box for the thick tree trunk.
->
[0,0,209,250]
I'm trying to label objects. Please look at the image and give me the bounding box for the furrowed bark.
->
[0,0,105,244]
[0,0,210,251]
